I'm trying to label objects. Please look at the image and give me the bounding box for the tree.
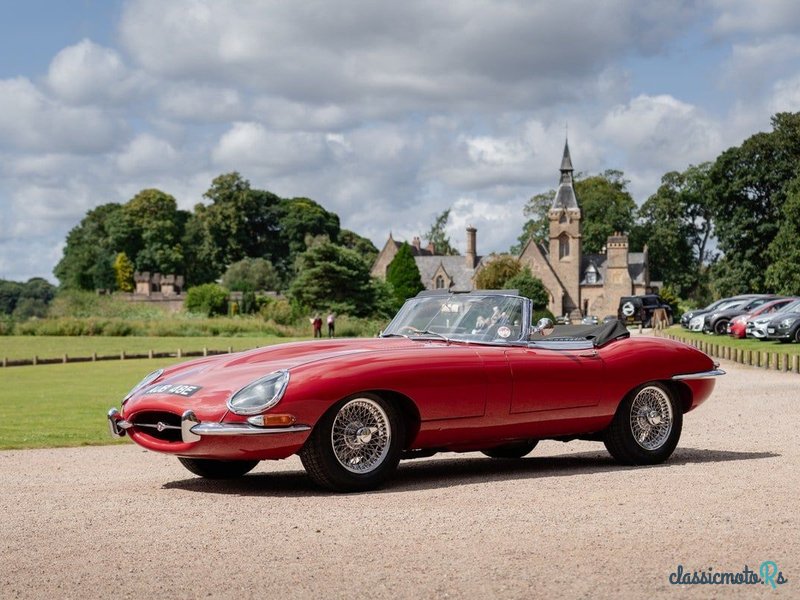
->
[385,243,424,307]
[765,177,800,295]
[114,252,135,292]
[339,229,379,266]
[20,277,57,304]
[185,283,229,316]
[54,203,123,290]
[505,267,549,308]
[424,209,459,255]
[277,197,341,271]
[575,170,636,254]
[123,189,186,274]
[0,280,23,314]
[631,164,714,299]
[510,191,554,254]
[221,258,279,292]
[707,112,800,295]
[474,255,521,289]
[290,242,377,316]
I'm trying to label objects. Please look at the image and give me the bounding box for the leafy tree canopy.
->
[289,241,378,317]
[511,191,554,255]
[765,176,800,295]
[475,255,521,290]
[505,267,549,308]
[385,243,424,307]
[113,252,135,293]
[339,229,379,266]
[221,258,279,292]
[707,112,800,295]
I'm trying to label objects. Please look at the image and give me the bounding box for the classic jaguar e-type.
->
[108,291,723,492]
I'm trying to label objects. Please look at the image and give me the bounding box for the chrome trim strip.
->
[190,423,311,437]
[180,409,309,442]
[672,369,726,380]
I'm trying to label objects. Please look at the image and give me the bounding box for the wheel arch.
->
[363,389,421,449]
[660,380,693,414]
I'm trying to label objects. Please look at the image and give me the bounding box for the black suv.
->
[618,294,673,327]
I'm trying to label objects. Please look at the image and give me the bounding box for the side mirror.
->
[530,317,555,337]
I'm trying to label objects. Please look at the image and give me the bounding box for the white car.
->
[689,315,705,331]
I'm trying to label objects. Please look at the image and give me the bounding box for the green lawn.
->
[0,335,306,361]
[0,358,184,450]
[660,326,800,355]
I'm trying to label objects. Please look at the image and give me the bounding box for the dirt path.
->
[1,360,797,599]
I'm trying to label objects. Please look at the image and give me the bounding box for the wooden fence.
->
[654,331,800,374]
[1,347,237,368]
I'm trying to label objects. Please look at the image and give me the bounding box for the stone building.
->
[371,229,487,292]
[134,272,185,296]
[517,141,650,319]
[371,140,652,317]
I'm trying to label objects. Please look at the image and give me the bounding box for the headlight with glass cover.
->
[227,370,290,415]
[780,318,794,328]
[124,368,163,401]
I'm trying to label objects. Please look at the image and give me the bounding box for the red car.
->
[108,291,723,492]
[728,297,795,338]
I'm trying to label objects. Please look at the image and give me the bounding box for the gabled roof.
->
[414,256,481,292]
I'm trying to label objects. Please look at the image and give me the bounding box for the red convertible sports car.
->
[108,291,723,492]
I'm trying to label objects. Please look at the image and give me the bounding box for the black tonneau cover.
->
[532,319,630,347]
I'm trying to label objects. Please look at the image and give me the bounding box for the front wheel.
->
[177,457,259,479]
[300,394,404,492]
[481,441,538,459]
[603,383,682,465]
[714,319,729,335]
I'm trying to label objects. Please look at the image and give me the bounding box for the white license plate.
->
[768,328,776,333]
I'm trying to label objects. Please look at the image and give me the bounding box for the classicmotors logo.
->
[669,562,788,588]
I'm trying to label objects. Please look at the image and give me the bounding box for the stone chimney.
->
[465,226,477,269]
[411,236,421,252]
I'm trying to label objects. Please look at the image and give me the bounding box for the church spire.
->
[552,137,579,210]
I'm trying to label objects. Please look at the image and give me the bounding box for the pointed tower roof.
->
[552,138,579,211]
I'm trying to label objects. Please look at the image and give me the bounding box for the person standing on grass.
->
[327,313,335,337]
[310,313,323,338]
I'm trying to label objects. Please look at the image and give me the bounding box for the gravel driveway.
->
[1,359,797,599]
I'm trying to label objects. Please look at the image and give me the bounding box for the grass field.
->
[0,335,306,361]
[662,325,800,355]
[0,358,182,450]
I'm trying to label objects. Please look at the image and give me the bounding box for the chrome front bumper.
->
[672,368,726,380]
[107,408,310,443]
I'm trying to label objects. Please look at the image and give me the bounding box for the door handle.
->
[579,350,598,358]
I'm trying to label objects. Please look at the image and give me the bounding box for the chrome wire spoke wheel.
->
[629,386,673,450]
[331,397,391,474]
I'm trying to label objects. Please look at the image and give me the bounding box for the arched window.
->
[435,275,445,289]
[558,233,570,259]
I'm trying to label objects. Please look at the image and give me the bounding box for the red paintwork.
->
[120,335,716,460]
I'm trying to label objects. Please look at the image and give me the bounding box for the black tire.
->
[299,393,404,492]
[714,319,729,335]
[603,382,683,465]
[795,328,800,343]
[177,457,259,479]
[481,441,538,459]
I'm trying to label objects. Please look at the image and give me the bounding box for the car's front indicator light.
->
[227,370,290,415]
[247,414,297,427]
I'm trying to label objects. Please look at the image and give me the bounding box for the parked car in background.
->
[681,294,770,329]
[747,298,800,339]
[765,308,800,343]
[730,297,796,338]
[581,315,599,325]
[701,295,777,335]
[687,299,748,332]
[618,294,673,327]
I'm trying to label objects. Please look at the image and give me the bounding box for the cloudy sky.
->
[1,0,799,282]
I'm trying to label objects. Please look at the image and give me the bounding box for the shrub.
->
[185,284,229,316]
[260,298,295,325]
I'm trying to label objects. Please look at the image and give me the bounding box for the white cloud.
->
[116,134,179,175]
[158,84,244,121]
[46,39,143,105]
[0,77,124,153]
[212,122,328,174]
[711,0,800,36]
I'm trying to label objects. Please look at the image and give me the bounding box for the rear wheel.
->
[300,394,404,492]
[177,457,259,479]
[603,383,682,465]
[481,441,538,459]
